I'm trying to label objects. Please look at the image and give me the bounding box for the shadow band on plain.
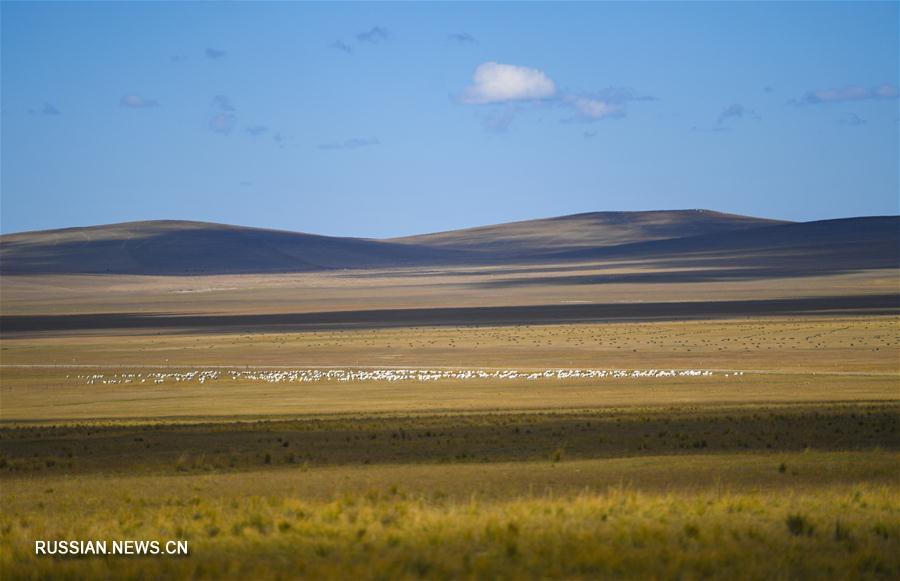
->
[2,294,898,337]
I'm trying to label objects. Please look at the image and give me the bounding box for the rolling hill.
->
[0,220,472,275]
[389,210,788,256]
[0,211,896,276]
[545,216,900,270]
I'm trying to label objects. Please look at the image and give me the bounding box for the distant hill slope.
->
[389,210,789,256]
[0,220,470,275]
[545,216,900,272]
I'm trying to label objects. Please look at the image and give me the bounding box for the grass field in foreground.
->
[1,402,898,578]
[1,453,898,579]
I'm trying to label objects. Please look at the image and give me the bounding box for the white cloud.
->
[461,62,557,104]
[568,96,624,120]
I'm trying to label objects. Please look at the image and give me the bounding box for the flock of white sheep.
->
[75,368,737,385]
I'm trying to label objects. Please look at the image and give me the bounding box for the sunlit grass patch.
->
[1,485,897,579]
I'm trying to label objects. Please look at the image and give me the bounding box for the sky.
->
[1,1,898,237]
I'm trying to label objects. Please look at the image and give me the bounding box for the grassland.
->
[1,407,898,578]
[1,397,898,578]
[1,263,898,578]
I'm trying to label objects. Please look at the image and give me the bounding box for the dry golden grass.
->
[2,453,898,579]
[2,315,898,372]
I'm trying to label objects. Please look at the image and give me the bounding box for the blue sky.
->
[1,1,898,237]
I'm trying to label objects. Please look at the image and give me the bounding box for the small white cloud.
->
[461,62,557,104]
[568,96,624,120]
[562,88,651,123]
[120,94,159,109]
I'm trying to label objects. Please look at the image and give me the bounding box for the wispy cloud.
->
[356,26,390,44]
[211,94,235,112]
[562,88,652,123]
[245,125,269,137]
[318,137,380,151]
[120,94,159,109]
[330,40,353,54]
[790,84,898,105]
[838,112,867,126]
[716,103,759,125]
[209,113,237,134]
[461,62,557,104]
[205,48,227,60]
[448,32,477,45]
[170,55,188,63]
[583,130,598,139]
[565,96,625,121]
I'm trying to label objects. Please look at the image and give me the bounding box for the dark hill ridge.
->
[0,220,475,275]
[0,211,897,275]
[543,216,900,271]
